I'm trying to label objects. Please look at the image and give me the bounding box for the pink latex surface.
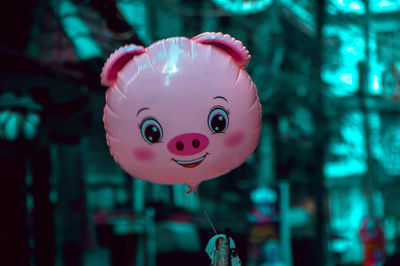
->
[102,32,262,188]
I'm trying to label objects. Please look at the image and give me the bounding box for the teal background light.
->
[328,0,400,14]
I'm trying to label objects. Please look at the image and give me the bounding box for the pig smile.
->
[172,153,209,168]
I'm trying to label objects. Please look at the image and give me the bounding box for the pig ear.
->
[101,44,146,86]
[191,32,251,68]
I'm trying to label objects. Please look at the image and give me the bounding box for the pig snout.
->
[167,133,209,156]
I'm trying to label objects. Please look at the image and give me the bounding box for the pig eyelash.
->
[138,116,157,129]
[209,105,230,115]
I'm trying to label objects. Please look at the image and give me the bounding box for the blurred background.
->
[1,0,400,265]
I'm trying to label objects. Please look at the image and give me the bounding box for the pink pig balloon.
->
[101,32,262,190]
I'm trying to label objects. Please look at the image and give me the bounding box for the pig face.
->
[102,33,261,188]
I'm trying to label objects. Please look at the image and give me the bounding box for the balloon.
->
[101,32,262,189]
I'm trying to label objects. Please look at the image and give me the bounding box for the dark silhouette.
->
[383,236,400,266]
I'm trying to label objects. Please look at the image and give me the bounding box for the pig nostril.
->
[192,139,200,148]
[176,141,184,151]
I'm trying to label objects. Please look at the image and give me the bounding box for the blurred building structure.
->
[0,0,400,266]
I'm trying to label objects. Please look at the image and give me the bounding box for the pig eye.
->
[141,118,163,144]
[208,107,229,134]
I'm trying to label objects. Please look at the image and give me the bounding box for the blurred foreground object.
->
[246,183,291,266]
[359,216,387,266]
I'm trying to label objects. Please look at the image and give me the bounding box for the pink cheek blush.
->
[133,147,155,162]
[224,131,245,148]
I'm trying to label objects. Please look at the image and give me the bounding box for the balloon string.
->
[192,190,218,235]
